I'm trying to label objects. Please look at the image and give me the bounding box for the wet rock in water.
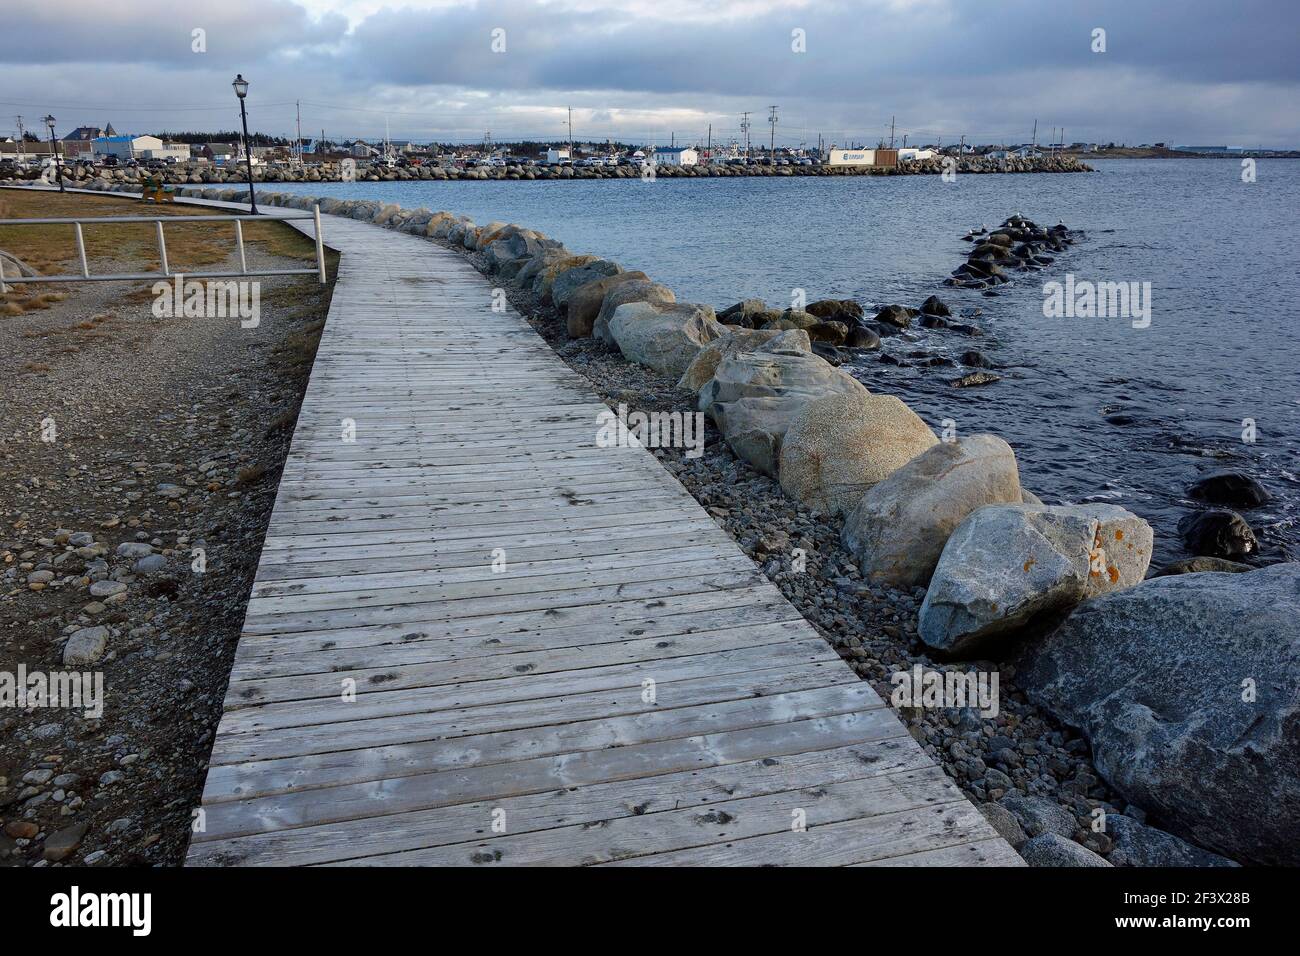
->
[805,299,864,323]
[778,393,939,515]
[841,434,1023,588]
[810,341,844,365]
[1153,555,1253,576]
[1106,816,1238,867]
[846,326,881,350]
[63,626,109,665]
[950,371,1001,388]
[920,294,951,317]
[1015,563,1300,865]
[918,503,1153,657]
[718,298,768,325]
[959,350,992,368]
[1020,833,1112,867]
[948,322,983,336]
[1177,509,1257,559]
[918,314,950,330]
[873,304,913,329]
[1187,471,1271,508]
[806,320,849,345]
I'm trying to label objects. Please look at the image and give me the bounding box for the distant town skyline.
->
[3,0,1298,149]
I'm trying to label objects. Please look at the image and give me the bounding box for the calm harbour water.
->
[273,160,1300,566]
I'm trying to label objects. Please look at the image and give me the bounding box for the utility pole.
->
[707,123,712,163]
[1032,119,1037,148]
[903,133,908,148]
[768,105,778,158]
[740,112,751,160]
[15,116,25,165]
[296,100,302,163]
[567,106,573,160]
[889,115,896,148]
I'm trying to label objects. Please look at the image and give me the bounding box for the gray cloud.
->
[1,0,1296,147]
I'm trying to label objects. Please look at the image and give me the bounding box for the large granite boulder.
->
[608,302,725,379]
[530,254,600,299]
[918,503,1153,657]
[842,435,1023,587]
[676,328,809,392]
[699,345,867,424]
[514,247,573,288]
[1016,563,1300,866]
[712,397,808,478]
[566,271,648,338]
[1105,816,1238,867]
[778,394,938,515]
[593,280,677,344]
[551,259,623,309]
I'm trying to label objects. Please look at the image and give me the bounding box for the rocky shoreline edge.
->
[51,182,1295,867]
[2,154,1092,187]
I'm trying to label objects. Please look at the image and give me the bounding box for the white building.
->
[827,147,876,166]
[652,146,699,167]
[139,142,190,162]
[898,148,936,162]
[92,135,164,159]
[545,148,570,164]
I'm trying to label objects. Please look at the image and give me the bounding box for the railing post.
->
[234,219,248,274]
[74,222,90,278]
[313,204,326,284]
[156,220,170,276]
[0,255,7,295]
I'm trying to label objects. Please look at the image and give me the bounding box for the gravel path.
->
[1,237,335,867]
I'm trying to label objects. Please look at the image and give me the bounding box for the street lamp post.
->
[43,114,64,192]
[232,74,258,214]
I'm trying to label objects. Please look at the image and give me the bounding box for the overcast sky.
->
[3,0,1297,147]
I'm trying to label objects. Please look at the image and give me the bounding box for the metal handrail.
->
[0,206,327,292]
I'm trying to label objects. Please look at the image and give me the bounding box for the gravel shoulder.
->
[0,195,337,867]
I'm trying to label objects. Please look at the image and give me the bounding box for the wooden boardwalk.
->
[177,203,1020,866]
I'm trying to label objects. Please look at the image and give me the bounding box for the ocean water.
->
[271,160,1300,566]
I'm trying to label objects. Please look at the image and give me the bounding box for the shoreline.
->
[156,183,1289,868]
[0,154,1093,189]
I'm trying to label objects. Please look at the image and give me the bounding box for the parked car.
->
[101,155,119,167]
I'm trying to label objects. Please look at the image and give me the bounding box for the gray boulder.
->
[1019,833,1112,867]
[676,327,809,393]
[998,794,1076,840]
[551,259,623,309]
[842,435,1022,587]
[593,280,677,344]
[699,344,867,424]
[1016,563,1300,866]
[918,503,1153,657]
[608,302,725,379]
[1105,815,1238,867]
